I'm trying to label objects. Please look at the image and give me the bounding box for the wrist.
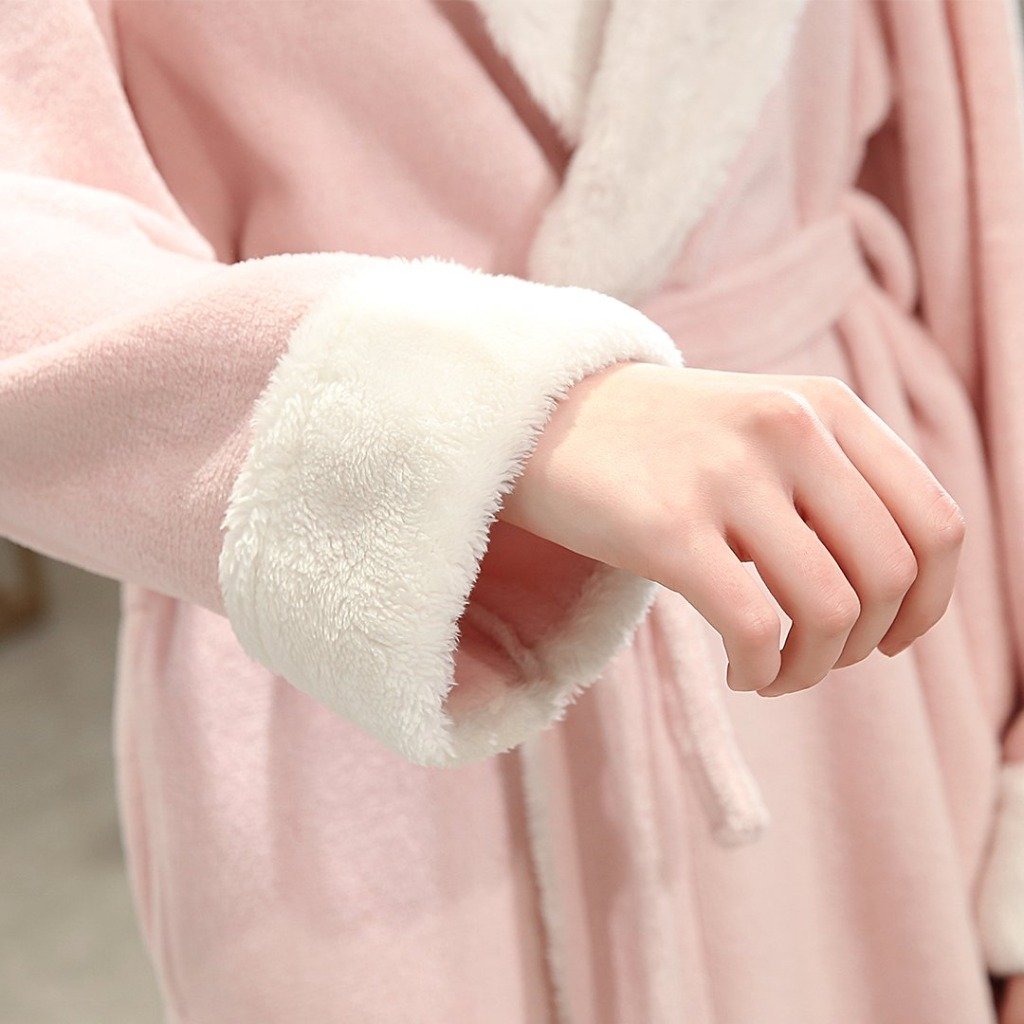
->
[496,359,647,533]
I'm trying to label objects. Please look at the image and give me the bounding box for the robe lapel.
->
[475,0,808,305]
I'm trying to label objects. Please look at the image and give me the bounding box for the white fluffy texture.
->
[978,761,1024,975]
[219,254,683,768]
[525,0,807,306]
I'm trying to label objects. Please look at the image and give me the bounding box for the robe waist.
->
[639,188,913,373]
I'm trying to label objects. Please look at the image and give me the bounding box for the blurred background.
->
[0,544,163,1022]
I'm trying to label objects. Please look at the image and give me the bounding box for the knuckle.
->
[827,376,857,402]
[817,589,861,636]
[813,375,858,407]
[752,388,820,440]
[927,497,967,552]
[732,606,780,650]
[874,548,919,601]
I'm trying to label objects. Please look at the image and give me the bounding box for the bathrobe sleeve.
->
[0,0,684,769]
[863,0,1024,976]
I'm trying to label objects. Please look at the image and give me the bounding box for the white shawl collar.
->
[474,0,808,304]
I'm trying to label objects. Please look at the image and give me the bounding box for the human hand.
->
[498,361,966,696]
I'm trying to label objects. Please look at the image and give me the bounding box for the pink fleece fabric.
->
[2,0,1023,1021]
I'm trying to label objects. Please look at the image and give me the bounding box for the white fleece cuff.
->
[218,254,683,767]
[978,761,1024,975]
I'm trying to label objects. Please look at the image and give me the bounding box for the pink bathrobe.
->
[4,0,1024,1020]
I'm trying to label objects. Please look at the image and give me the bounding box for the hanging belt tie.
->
[649,584,769,844]
[635,202,879,843]
[522,192,914,1023]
